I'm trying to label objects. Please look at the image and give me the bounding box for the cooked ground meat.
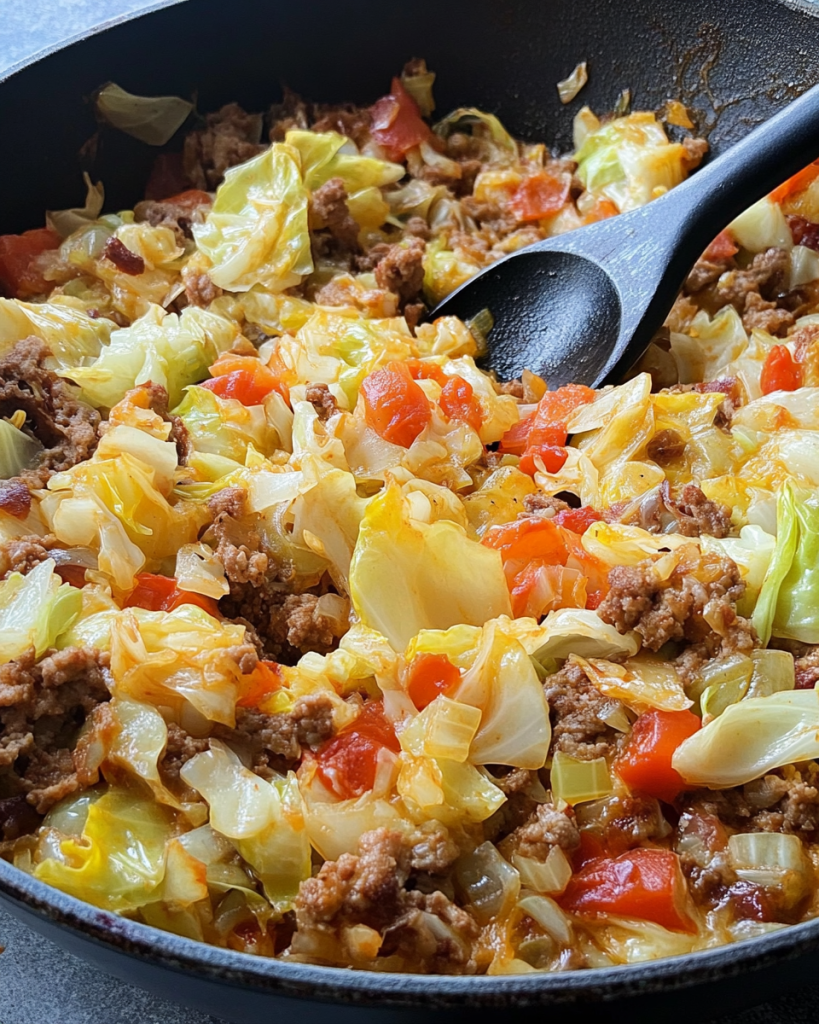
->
[494,378,526,399]
[206,487,269,586]
[0,533,58,579]
[214,691,335,775]
[585,794,669,851]
[182,264,223,308]
[664,483,733,538]
[597,548,754,653]
[681,764,819,838]
[405,821,460,875]
[0,646,111,817]
[692,246,794,336]
[684,254,735,294]
[795,647,819,689]
[511,802,581,860]
[135,381,192,464]
[270,594,341,652]
[305,382,339,422]
[0,337,100,489]
[674,810,736,903]
[311,177,360,252]
[159,722,210,784]
[374,237,426,304]
[183,103,266,191]
[542,659,623,761]
[489,766,536,796]
[742,291,795,336]
[293,828,478,970]
[522,493,571,518]
[646,428,687,466]
[133,195,211,246]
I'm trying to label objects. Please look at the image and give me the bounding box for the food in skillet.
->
[2,61,819,974]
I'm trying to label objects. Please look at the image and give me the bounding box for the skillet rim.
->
[2,0,819,1009]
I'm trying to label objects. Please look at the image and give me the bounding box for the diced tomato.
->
[702,229,739,262]
[582,197,619,225]
[553,506,603,534]
[787,214,819,252]
[615,708,701,803]
[0,228,61,298]
[483,516,570,570]
[769,160,819,205]
[407,652,460,710]
[760,345,801,395]
[518,444,568,476]
[510,172,571,223]
[370,78,432,161]
[510,559,587,618]
[440,375,483,432]
[559,848,696,932]
[405,358,447,385]
[361,362,431,447]
[237,661,283,708]
[498,412,536,455]
[315,700,399,799]
[124,573,221,618]
[201,353,287,405]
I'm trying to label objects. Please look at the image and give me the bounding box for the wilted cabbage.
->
[673,689,819,787]
[0,558,82,664]
[0,297,113,366]
[194,144,313,293]
[95,82,194,145]
[531,607,640,663]
[349,482,511,649]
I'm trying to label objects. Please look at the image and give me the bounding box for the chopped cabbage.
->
[193,144,313,293]
[0,417,42,478]
[673,689,819,787]
[575,653,692,712]
[531,607,640,663]
[349,482,511,649]
[34,787,174,912]
[0,298,113,366]
[0,559,82,664]
[63,304,237,409]
[173,386,276,463]
[94,82,194,145]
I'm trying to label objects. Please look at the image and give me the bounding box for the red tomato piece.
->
[483,516,570,568]
[498,412,536,455]
[440,375,483,432]
[237,661,283,709]
[510,172,571,223]
[0,228,61,298]
[760,345,801,395]
[407,652,460,710]
[702,229,739,262]
[582,197,619,224]
[518,444,568,477]
[553,506,603,534]
[528,384,596,449]
[510,560,587,618]
[315,700,399,799]
[370,78,432,161]
[559,848,696,933]
[405,358,447,385]
[615,708,701,803]
[361,362,431,447]
[770,160,819,205]
[124,573,221,618]
[201,353,286,405]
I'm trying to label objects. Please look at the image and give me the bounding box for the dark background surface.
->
[3,2,819,1022]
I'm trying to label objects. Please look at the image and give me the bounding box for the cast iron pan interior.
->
[2,0,819,1019]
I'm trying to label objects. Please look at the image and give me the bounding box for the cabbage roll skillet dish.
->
[2,61,819,975]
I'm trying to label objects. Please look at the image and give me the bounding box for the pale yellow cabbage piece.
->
[349,482,511,649]
[0,558,82,665]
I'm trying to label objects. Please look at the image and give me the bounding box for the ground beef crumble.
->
[542,659,623,761]
[183,103,265,191]
[0,646,111,822]
[305,382,339,422]
[0,337,100,489]
[0,534,58,579]
[205,487,269,586]
[505,802,580,860]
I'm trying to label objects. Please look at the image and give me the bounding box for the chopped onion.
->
[342,923,382,961]
[557,62,589,105]
[175,542,230,599]
[94,82,194,146]
[398,695,481,763]
[789,244,819,290]
[513,846,572,895]
[455,842,520,924]
[730,197,793,253]
[747,649,795,699]
[550,750,613,806]
[517,894,573,945]
[728,831,808,907]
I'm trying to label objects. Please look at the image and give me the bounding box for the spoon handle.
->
[653,80,819,261]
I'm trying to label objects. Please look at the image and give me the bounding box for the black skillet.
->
[2,0,819,1020]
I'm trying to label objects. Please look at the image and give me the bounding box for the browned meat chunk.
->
[206,487,269,587]
[374,237,426,303]
[0,534,58,579]
[159,722,210,784]
[509,802,581,860]
[305,382,339,422]
[795,647,819,689]
[0,646,111,817]
[214,691,335,775]
[664,483,733,538]
[311,178,360,252]
[134,194,211,246]
[0,337,100,489]
[542,658,622,761]
[523,493,571,518]
[182,265,222,308]
[134,381,192,464]
[184,103,265,191]
[691,247,794,337]
[597,547,754,654]
[0,480,32,519]
[741,290,795,337]
[293,828,478,970]
[646,428,687,466]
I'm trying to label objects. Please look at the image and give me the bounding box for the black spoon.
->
[431,81,819,387]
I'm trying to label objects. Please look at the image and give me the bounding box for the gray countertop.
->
[3,4,819,1022]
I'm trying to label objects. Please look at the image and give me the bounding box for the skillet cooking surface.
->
[3,0,819,1020]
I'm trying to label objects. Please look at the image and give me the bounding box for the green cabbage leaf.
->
[0,558,82,664]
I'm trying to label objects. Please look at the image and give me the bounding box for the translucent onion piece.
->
[517,894,573,945]
[95,82,194,146]
[513,846,572,895]
[398,696,482,763]
[455,842,520,924]
[550,750,613,806]
[557,62,589,104]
